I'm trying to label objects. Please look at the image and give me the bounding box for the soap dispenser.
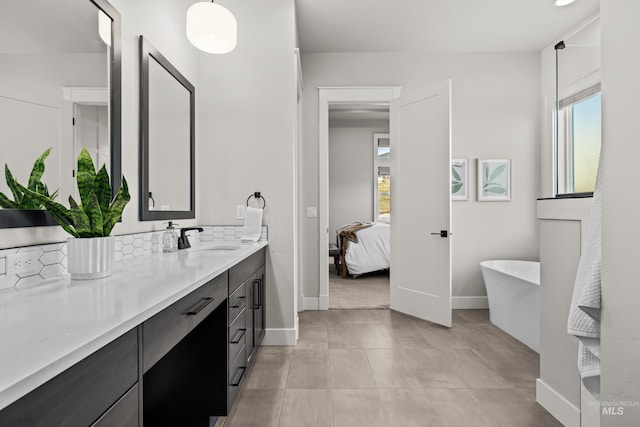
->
[163,222,179,252]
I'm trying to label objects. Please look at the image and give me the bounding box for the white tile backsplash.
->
[0,225,267,291]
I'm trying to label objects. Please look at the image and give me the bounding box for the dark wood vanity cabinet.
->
[144,248,266,422]
[0,329,138,427]
[246,265,266,365]
[143,273,228,426]
[227,248,266,409]
[0,248,267,427]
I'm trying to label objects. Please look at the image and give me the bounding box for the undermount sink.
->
[189,243,242,252]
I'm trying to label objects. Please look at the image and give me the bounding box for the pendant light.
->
[186,1,237,54]
[555,0,576,6]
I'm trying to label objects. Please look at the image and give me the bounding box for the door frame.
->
[317,86,401,310]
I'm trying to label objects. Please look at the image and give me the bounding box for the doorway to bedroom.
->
[328,104,391,309]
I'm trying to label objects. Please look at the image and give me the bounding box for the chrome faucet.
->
[178,227,204,250]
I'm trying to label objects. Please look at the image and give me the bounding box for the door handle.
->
[430,230,450,238]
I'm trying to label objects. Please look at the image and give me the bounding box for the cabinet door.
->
[254,266,266,346]
[91,384,139,427]
[245,276,255,364]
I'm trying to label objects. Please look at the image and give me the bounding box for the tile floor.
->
[219,309,562,426]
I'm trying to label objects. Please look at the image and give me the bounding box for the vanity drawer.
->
[229,309,246,366]
[228,282,246,324]
[228,344,247,411]
[229,249,265,294]
[143,272,228,372]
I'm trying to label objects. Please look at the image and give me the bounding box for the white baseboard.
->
[536,378,580,427]
[305,295,487,310]
[303,295,329,310]
[263,328,297,346]
[452,296,489,309]
[303,297,319,310]
[319,294,329,310]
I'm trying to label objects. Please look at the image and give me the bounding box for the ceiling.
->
[295,0,600,53]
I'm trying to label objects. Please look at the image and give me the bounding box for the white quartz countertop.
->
[0,241,267,411]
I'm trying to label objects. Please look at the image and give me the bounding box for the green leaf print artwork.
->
[483,164,506,195]
[478,159,511,201]
[451,162,465,195]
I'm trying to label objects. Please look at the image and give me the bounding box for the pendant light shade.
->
[555,0,576,6]
[187,2,237,54]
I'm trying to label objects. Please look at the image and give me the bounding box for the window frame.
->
[555,83,601,197]
[373,133,390,223]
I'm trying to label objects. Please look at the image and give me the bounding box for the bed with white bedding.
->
[338,222,390,277]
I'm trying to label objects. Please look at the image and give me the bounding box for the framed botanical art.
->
[451,159,468,200]
[477,159,511,201]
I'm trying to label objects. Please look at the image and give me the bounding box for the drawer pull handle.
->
[253,279,261,308]
[230,296,246,309]
[185,297,214,315]
[230,328,246,344]
[230,367,246,386]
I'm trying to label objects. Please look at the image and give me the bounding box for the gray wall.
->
[328,120,388,237]
[301,52,541,303]
[197,0,298,340]
[601,0,640,424]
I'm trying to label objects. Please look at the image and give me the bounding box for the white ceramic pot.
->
[67,236,114,280]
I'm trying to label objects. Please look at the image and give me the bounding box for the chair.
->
[328,242,341,275]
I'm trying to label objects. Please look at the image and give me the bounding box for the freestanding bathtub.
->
[480,260,540,353]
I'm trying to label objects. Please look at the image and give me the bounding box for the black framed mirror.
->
[0,0,121,229]
[139,36,195,221]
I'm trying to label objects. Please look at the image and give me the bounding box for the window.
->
[557,86,601,195]
[374,133,390,222]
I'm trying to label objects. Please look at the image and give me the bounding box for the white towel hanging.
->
[567,156,602,399]
[241,207,263,242]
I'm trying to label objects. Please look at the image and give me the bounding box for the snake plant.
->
[0,148,58,209]
[20,148,130,238]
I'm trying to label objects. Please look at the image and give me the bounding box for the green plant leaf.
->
[485,164,489,181]
[69,196,92,237]
[8,148,129,237]
[489,164,506,182]
[94,165,111,217]
[17,183,78,237]
[1,149,60,209]
[485,187,506,194]
[0,192,18,208]
[27,147,51,191]
[5,165,24,206]
[86,191,104,237]
[48,187,59,201]
[452,182,463,193]
[76,149,97,211]
[103,176,130,236]
[451,167,461,181]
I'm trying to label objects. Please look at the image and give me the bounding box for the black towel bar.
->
[246,192,266,209]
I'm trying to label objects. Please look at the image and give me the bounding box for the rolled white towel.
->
[242,207,263,242]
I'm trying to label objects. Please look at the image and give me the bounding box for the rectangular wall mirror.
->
[139,36,195,221]
[0,0,121,229]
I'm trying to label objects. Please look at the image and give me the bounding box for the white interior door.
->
[74,104,110,170]
[390,80,452,327]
